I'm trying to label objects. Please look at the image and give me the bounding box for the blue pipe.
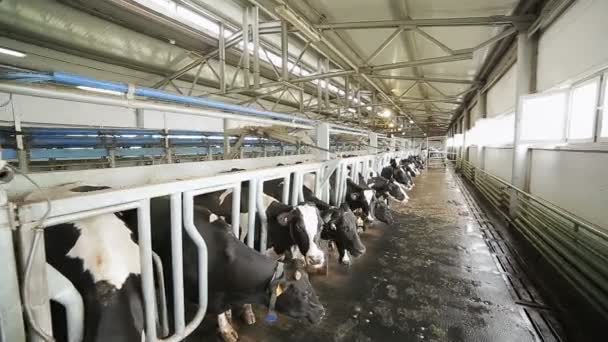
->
[49,73,315,125]
[25,127,163,136]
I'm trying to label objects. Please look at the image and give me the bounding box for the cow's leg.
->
[241,304,256,325]
[218,312,238,342]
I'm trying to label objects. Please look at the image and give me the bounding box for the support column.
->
[252,6,260,88]
[316,57,322,115]
[315,123,330,161]
[462,110,469,162]
[219,22,226,94]
[369,132,378,155]
[510,26,536,215]
[223,119,232,159]
[390,136,396,151]
[12,101,28,172]
[281,19,289,81]
[324,58,330,109]
[242,8,250,88]
[477,89,487,170]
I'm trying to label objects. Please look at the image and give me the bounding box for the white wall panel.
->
[0,92,223,132]
[468,146,478,166]
[143,109,223,132]
[487,64,516,117]
[0,93,136,127]
[537,0,608,91]
[484,147,513,182]
[469,103,481,127]
[529,150,608,229]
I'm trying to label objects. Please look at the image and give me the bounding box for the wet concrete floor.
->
[204,167,539,342]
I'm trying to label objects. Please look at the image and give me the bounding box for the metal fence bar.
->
[169,193,185,336]
[176,192,208,341]
[247,180,257,248]
[137,199,158,342]
[231,184,242,239]
[458,159,608,317]
[256,178,269,252]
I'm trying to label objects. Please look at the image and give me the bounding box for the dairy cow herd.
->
[29,156,424,342]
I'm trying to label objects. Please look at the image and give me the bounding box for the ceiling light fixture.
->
[77,86,124,96]
[0,47,26,58]
[378,109,392,118]
[275,6,322,42]
[409,119,414,124]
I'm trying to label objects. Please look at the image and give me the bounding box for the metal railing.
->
[458,160,608,317]
[5,150,409,341]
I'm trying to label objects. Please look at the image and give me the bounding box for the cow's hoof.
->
[219,327,239,342]
[340,255,352,266]
[241,304,256,325]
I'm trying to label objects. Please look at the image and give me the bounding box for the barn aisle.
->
[231,167,549,342]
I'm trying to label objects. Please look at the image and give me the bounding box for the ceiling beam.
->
[314,15,535,30]
[367,74,477,85]
[362,52,473,72]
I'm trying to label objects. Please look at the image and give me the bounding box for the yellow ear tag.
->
[275,283,284,297]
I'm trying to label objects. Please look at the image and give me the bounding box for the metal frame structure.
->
[104,1,533,136]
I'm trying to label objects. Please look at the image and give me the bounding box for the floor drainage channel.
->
[453,170,565,342]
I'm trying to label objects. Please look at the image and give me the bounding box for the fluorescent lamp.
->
[0,47,26,58]
[77,86,124,96]
[388,122,394,128]
[275,6,322,42]
[366,106,372,111]
[409,119,414,124]
[378,109,392,118]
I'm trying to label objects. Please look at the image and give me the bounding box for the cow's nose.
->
[308,254,324,266]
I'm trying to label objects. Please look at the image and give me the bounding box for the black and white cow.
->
[264,178,366,265]
[345,178,375,222]
[194,184,325,266]
[401,158,421,178]
[124,199,325,342]
[26,183,146,342]
[320,203,366,264]
[359,174,408,203]
[381,159,414,190]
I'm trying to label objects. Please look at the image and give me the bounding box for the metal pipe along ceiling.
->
[3,71,314,125]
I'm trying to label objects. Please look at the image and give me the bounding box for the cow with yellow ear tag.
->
[268,259,325,325]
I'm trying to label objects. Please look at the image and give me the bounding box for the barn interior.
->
[0,0,607,342]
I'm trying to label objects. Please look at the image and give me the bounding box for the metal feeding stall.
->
[0,71,417,342]
[424,136,449,168]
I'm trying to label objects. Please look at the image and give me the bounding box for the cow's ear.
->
[321,211,333,223]
[277,210,293,226]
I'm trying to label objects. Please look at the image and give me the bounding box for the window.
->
[520,91,568,142]
[567,78,600,141]
[454,134,464,148]
[601,76,608,138]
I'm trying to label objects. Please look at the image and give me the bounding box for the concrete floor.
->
[200,167,543,342]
